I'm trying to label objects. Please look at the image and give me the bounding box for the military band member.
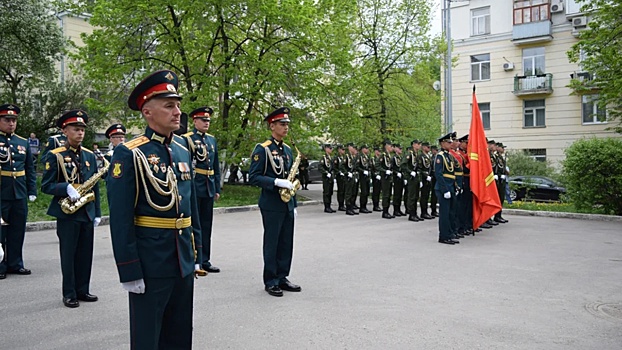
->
[0,104,37,280]
[319,143,335,213]
[41,110,101,307]
[357,144,372,213]
[435,133,459,245]
[371,147,382,212]
[494,142,509,223]
[41,132,67,160]
[249,107,301,297]
[333,144,346,211]
[418,142,434,220]
[404,140,421,222]
[380,140,394,219]
[184,107,222,273]
[391,143,405,217]
[343,143,359,216]
[430,145,439,217]
[103,123,126,164]
[108,70,204,348]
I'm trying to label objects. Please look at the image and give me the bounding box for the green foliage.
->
[562,138,622,215]
[505,201,610,215]
[506,151,555,178]
[567,0,622,133]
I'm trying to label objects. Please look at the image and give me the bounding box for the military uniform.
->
[494,143,508,223]
[457,135,473,234]
[333,146,346,211]
[435,133,458,245]
[103,123,126,182]
[343,144,359,215]
[108,70,203,349]
[371,149,382,211]
[418,143,434,220]
[449,142,464,239]
[299,156,309,190]
[0,104,37,280]
[357,145,372,213]
[404,143,421,221]
[41,110,102,305]
[379,143,394,219]
[184,107,222,273]
[319,145,335,213]
[391,144,405,217]
[41,133,67,159]
[430,146,439,216]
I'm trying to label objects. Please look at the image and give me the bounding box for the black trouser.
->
[406,177,420,215]
[56,218,94,299]
[392,175,404,209]
[0,199,27,273]
[345,176,358,208]
[359,173,370,208]
[436,189,455,241]
[381,175,392,209]
[420,179,432,215]
[430,177,438,214]
[322,174,334,207]
[495,179,506,219]
[261,209,294,287]
[372,176,381,207]
[336,175,345,207]
[129,274,194,350]
[299,170,309,188]
[460,177,473,230]
[198,196,215,267]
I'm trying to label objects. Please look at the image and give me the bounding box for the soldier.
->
[333,144,346,211]
[103,123,126,163]
[494,142,509,223]
[357,144,372,213]
[435,133,459,245]
[0,104,37,280]
[392,143,405,217]
[41,109,102,307]
[344,143,359,216]
[485,139,499,227]
[41,131,67,160]
[319,143,335,213]
[108,70,205,347]
[418,142,434,220]
[379,140,394,219]
[371,147,382,212]
[298,153,309,190]
[249,107,301,297]
[449,132,464,239]
[458,135,474,234]
[404,139,421,222]
[184,107,222,273]
[430,145,439,217]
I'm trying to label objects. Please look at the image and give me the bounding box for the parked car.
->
[508,176,566,202]
[307,160,322,183]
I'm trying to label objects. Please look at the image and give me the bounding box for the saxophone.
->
[279,146,302,203]
[60,158,110,214]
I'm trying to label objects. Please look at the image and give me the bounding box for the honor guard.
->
[371,147,382,212]
[430,145,439,217]
[380,140,394,219]
[484,139,499,228]
[458,135,474,234]
[418,142,434,220]
[405,139,422,222]
[0,104,37,280]
[391,143,406,217]
[435,133,459,245]
[357,144,372,213]
[249,107,301,297]
[344,143,359,215]
[319,143,335,213]
[184,106,222,273]
[333,144,346,211]
[41,110,102,306]
[449,132,465,239]
[108,70,205,349]
[494,142,509,223]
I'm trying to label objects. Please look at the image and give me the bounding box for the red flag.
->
[468,87,501,229]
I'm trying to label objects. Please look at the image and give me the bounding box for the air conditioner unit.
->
[573,16,588,27]
[503,62,515,71]
[551,3,564,13]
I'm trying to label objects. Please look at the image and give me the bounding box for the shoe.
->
[206,265,221,273]
[279,281,302,292]
[7,268,31,275]
[77,294,98,302]
[393,211,403,217]
[63,298,80,308]
[421,214,433,220]
[493,217,505,223]
[324,208,335,213]
[353,205,360,210]
[346,209,355,216]
[0,272,5,280]
[265,285,283,297]
[455,233,464,239]
[431,212,439,217]
[338,206,346,211]
[382,212,394,219]
[487,219,499,226]
[359,208,371,214]
[480,223,492,229]
[475,228,482,232]
[373,206,382,212]
[499,217,509,223]
[438,239,456,245]
[450,239,460,244]
[408,215,419,222]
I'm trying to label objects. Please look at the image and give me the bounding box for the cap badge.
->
[165,72,174,80]
[77,117,83,122]
[77,111,83,116]
[166,84,176,92]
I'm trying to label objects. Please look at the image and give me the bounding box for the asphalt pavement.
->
[1,183,621,349]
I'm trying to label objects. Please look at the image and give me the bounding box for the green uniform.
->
[357,152,371,212]
[494,152,507,221]
[333,154,346,210]
[371,155,382,211]
[418,151,433,217]
[319,152,334,211]
[344,152,359,214]
[434,150,456,242]
[379,151,393,217]
[391,153,405,216]
[404,149,421,219]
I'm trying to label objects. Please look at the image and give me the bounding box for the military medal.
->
[160,163,167,173]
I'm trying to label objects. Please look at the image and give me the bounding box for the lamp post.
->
[442,0,453,134]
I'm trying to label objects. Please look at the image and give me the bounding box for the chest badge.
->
[160,163,167,173]
[112,161,123,178]
[147,154,160,165]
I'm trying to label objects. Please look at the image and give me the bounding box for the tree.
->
[568,0,622,133]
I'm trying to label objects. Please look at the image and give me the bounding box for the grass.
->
[504,200,611,215]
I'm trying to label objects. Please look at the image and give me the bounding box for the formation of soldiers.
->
[318,133,510,245]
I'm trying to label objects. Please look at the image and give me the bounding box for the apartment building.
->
[443,0,620,166]
[56,12,93,84]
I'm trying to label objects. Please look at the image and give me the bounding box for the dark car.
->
[307,160,322,183]
[508,176,566,202]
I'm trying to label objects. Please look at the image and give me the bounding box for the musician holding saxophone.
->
[41,110,101,308]
[249,107,302,297]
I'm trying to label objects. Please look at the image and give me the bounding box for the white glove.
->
[419,182,423,188]
[122,279,145,294]
[334,179,337,184]
[326,173,332,178]
[274,178,294,190]
[501,175,506,180]
[397,172,402,178]
[195,264,201,271]
[494,175,499,180]
[403,179,408,185]
[347,172,353,178]
[426,176,432,182]
[93,217,101,227]
[294,208,298,218]
[375,175,381,181]
[385,170,391,175]
[66,185,80,201]
[339,172,344,176]
[363,170,369,176]
[456,189,460,196]
[410,171,417,177]
[28,195,36,202]
[0,245,4,261]
[443,191,451,199]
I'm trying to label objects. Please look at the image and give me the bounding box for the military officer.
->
[391,143,405,217]
[0,104,37,280]
[319,143,335,213]
[357,144,372,213]
[184,106,222,273]
[333,144,346,211]
[108,70,205,348]
[249,107,301,297]
[103,123,126,163]
[371,147,382,212]
[404,139,421,222]
[379,140,394,219]
[343,143,359,215]
[418,142,434,220]
[41,110,102,306]
[494,142,509,223]
[430,145,439,217]
[435,133,459,245]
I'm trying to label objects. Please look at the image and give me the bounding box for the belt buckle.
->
[175,218,184,229]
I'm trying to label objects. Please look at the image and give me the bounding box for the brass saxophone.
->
[279,146,302,203]
[60,158,110,214]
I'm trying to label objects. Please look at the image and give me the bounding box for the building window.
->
[471,7,490,36]
[479,102,491,130]
[523,47,545,76]
[582,95,607,124]
[524,99,545,127]
[524,148,547,162]
[514,0,550,25]
[471,54,491,81]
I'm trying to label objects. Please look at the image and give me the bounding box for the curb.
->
[503,208,622,222]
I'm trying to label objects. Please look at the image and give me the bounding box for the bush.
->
[562,138,622,215]
[506,151,556,178]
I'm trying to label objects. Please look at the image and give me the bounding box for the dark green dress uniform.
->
[449,148,464,238]
[103,123,126,182]
[404,146,421,221]
[391,147,405,217]
[333,147,346,211]
[435,133,458,245]
[41,133,67,159]
[0,104,37,278]
[357,146,372,213]
[299,157,309,190]
[41,110,102,301]
[430,147,439,216]
[184,107,221,272]
[494,143,508,223]
[109,70,202,349]
[379,145,394,219]
[418,146,434,219]
[319,145,335,213]
[344,145,359,215]
[249,133,298,289]
[371,150,382,211]
[457,139,473,233]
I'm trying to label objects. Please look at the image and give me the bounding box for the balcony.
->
[512,21,553,45]
[569,71,600,94]
[513,74,554,96]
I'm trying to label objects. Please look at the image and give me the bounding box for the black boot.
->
[359,207,371,214]
[382,209,394,219]
[373,205,382,212]
[324,205,335,213]
[393,206,403,217]
[408,214,419,222]
[346,206,356,216]
[338,205,346,211]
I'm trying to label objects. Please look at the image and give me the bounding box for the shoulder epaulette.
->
[123,135,149,150]
[14,134,26,140]
[260,140,272,148]
[206,133,214,137]
[81,147,93,154]
[283,142,291,150]
[50,146,65,154]
[183,131,193,137]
